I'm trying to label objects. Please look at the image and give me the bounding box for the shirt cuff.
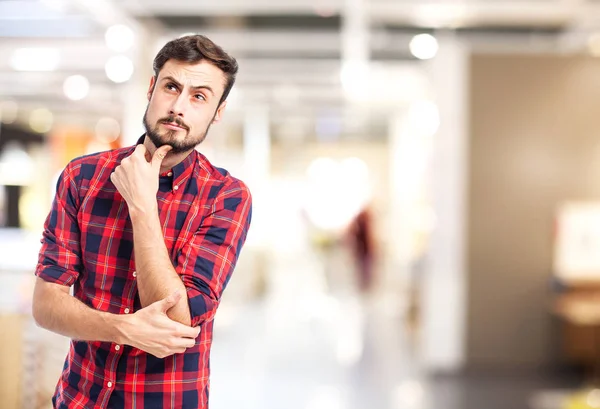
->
[35,264,77,287]
[186,290,212,327]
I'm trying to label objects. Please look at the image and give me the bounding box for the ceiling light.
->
[95,117,121,143]
[105,24,135,52]
[29,108,54,133]
[408,100,440,136]
[409,34,439,60]
[105,55,134,83]
[63,75,90,101]
[0,141,34,186]
[10,48,60,71]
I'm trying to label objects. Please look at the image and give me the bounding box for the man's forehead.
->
[158,60,226,87]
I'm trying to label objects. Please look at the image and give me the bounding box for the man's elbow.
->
[32,282,49,328]
[31,278,69,329]
[32,296,51,329]
[31,298,44,328]
[168,314,192,327]
[177,290,217,328]
[166,303,193,327]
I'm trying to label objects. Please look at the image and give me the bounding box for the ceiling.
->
[2,0,600,141]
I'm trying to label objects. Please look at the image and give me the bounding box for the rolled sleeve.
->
[35,163,83,286]
[177,180,252,327]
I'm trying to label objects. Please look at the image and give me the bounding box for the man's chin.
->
[153,138,190,154]
[145,134,167,151]
[146,129,202,154]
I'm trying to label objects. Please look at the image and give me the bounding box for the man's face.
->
[143,59,228,154]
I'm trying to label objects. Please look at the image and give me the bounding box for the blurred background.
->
[5,0,600,408]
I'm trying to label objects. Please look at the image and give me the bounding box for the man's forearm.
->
[32,280,126,343]
[130,209,191,325]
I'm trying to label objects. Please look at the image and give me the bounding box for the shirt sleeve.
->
[176,180,252,327]
[35,162,83,286]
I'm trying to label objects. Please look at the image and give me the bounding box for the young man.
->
[32,34,252,409]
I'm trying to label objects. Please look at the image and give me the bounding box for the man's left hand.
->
[111,144,172,214]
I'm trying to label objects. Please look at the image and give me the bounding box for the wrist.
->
[106,313,132,345]
[129,204,157,221]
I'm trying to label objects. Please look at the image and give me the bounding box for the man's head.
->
[143,35,238,154]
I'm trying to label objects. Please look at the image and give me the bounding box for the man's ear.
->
[212,100,228,124]
[147,76,156,101]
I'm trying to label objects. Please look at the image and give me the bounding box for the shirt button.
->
[173,185,179,191]
[167,172,173,177]
[124,308,130,314]
[132,271,137,278]
[107,381,113,388]
[115,345,120,351]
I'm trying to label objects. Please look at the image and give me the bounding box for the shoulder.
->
[195,152,252,203]
[63,145,135,181]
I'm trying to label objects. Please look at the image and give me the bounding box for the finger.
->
[151,145,173,172]
[133,144,147,158]
[155,290,181,312]
[172,337,196,349]
[175,323,200,339]
[110,172,118,186]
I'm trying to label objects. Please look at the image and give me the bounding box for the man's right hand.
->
[118,291,200,358]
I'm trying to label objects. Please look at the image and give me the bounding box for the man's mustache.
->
[159,116,189,131]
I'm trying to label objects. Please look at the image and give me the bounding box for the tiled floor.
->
[209,293,418,409]
[207,273,584,409]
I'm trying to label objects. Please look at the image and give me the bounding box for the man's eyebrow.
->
[162,76,214,96]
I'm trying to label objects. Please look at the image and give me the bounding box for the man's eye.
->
[195,94,205,101]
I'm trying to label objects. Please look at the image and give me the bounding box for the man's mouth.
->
[161,122,187,131]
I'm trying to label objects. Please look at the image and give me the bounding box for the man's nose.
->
[169,94,186,117]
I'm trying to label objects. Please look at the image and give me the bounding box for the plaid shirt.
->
[35,137,252,409]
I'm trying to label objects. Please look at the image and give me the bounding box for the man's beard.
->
[142,109,212,154]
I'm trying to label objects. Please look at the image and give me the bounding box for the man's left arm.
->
[130,181,252,326]
[111,144,252,326]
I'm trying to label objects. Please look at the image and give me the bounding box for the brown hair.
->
[153,34,238,105]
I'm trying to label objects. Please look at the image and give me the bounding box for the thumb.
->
[157,290,181,312]
[152,145,172,172]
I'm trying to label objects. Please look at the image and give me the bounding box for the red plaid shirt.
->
[35,137,252,409]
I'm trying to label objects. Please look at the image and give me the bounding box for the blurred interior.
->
[5,1,600,408]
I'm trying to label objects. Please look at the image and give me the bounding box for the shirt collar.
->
[136,135,197,191]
